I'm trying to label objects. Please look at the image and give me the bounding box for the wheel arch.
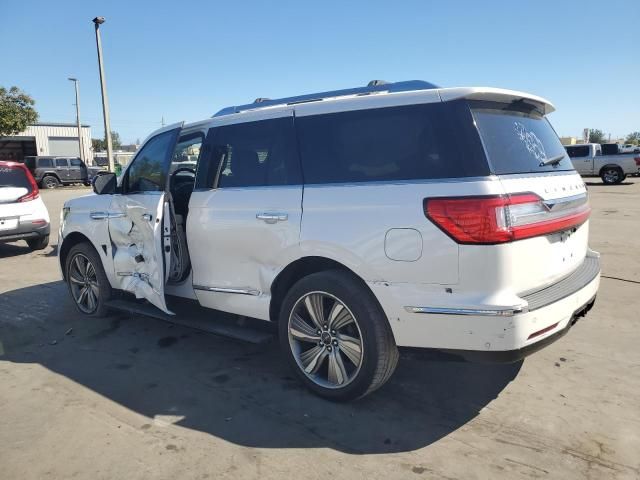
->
[41,171,61,181]
[269,256,380,323]
[598,164,623,176]
[59,231,95,280]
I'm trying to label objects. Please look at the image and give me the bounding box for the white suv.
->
[58,80,600,401]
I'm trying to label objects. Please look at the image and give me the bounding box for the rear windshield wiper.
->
[539,154,565,167]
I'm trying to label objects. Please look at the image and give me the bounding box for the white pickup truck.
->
[565,143,640,184]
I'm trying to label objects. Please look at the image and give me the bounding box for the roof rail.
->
[213,80,439,117]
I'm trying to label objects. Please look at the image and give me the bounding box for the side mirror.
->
[92,172,117,195]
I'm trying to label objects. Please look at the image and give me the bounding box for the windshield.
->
[472,102,574,175]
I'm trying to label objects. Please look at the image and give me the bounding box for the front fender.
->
[59,193,116,287]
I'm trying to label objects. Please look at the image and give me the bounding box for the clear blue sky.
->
[2,0,638,144]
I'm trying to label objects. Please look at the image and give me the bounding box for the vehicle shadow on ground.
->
[0,281,522,454]
[0,243,32,259]
[0,243,57,259]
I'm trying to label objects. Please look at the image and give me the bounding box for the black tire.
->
[278,270,398,401]
[26,235,49,251]
[600,167,625,185]
[65,242,112,317]
[41,175,59,189]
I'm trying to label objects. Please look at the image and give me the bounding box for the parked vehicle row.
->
[0,161,50,250]
[23,156,91,189]
[565,143,640,184]
[59,80,600,400]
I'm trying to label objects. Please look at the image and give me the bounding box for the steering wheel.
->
[170,167,196,182]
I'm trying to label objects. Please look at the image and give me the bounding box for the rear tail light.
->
[634,156,640,166]
[15,164,40,202]
[424,193,591,244]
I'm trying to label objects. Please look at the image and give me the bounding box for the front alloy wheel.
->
[68,253,100,314]
[288,291,363,388]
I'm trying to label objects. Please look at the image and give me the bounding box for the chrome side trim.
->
[193,285,261,296]
[404,306,528,317]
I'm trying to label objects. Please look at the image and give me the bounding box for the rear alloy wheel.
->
[41,175,59,189]
[66,243,111,316]
[601,168,625,185]
[279,270,398,401]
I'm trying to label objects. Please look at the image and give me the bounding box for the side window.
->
[207,117,301,189]
[55,158,68,167]
[38,158,53,168]
[595,146,602,156]
[566,146,590,158]
[70,158,82,166]
[124,130,176,193]
[296,102,488,184]
[170,133,203,175]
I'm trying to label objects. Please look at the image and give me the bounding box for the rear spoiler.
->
[438,87,555,115]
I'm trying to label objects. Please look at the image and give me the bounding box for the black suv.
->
[23,156,90,189]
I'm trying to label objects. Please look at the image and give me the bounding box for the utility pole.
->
[92,16,114,173]
[68,78,84,163]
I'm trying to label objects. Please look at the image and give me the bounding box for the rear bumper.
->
[441,294,596,363]
[370,250,601,355]
[0,222,50,243]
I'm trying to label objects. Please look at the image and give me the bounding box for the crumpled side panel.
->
[109,195,170,313]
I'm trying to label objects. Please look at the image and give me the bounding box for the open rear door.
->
[107,124,182,313]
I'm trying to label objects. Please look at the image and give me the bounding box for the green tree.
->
[588,129,606,144]
[91,131,121,151]
[111,131,121,149]
[91,138,105,151]
[625,131,640,145]
[0,86,39,137]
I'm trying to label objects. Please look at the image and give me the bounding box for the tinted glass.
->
[565,145,590,158]
[601,144,619,155]
[206,117,301,188]
[70,158,82,166]
[0,166,31,190]
[55,158,68,167]
[125,130,175,193]
[24,157,36,169]
[472,103,573,174]
[296,101,488,184]
[38,158,53,168]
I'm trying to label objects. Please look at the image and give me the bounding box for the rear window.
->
[0,166,32,190]
[566,145,590,158]
[472,102,574,174]
[296,101,489,184]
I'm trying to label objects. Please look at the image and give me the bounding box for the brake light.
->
[16,164,40,202]
[424,193,591,244]
[634,156,640,166]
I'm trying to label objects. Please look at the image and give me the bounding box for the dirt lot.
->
[1,181,639,480]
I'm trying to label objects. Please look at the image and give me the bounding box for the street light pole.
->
[68,78,84,163]
[92,16,114,173]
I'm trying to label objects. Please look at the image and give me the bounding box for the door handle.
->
[90,211,126,220]
[142,213,153,221]
[256,212,288,224]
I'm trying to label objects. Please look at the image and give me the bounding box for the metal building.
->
[0,123,93,164]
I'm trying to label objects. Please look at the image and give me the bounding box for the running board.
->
[105,297,274,345]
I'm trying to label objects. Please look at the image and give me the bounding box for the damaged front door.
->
[108,125,182,313]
